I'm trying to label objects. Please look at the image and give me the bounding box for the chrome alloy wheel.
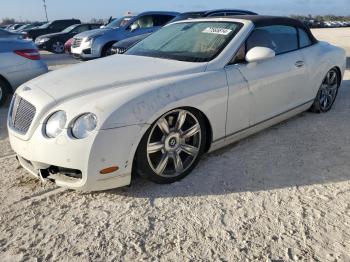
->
[52,41,64,53]
[146,109,202,178]
[319,69,339,111]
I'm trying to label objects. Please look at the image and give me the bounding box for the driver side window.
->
[130,15,154,30]
[75,25,89,34]
[230,25,298,64]
[49,22,62,30]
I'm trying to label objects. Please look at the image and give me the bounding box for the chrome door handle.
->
[295,61,304,68]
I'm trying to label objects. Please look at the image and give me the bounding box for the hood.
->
[26,54,207,103]
[116,33,151,48]
[75,28,111,39]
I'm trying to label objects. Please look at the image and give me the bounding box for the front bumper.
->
[71,41,100,60]
[8,123,144,191]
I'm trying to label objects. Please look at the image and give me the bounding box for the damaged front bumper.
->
[9,123,144,191]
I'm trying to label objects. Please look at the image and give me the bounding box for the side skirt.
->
[208,100,314,153]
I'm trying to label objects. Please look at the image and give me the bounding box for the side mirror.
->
[130,24,138,32]
[245,47,275,63]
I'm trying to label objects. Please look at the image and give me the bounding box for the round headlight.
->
[45,111,67,138]
[71,113,97,139]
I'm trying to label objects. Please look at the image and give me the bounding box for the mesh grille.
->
[72,38,82,48]
[9,95,36,134]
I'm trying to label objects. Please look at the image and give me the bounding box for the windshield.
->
[62,24,78,33]
[105,16,133,29]
[126,21,241,62]
[38,22,50,29]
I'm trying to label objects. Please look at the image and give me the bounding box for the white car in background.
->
[8,16,346,191]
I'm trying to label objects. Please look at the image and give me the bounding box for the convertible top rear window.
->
[126,21,242,62]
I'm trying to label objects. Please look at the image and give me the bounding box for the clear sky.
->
[1,0,349,22]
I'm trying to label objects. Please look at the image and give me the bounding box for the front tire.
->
[134,108,207,184]
[310,68,340,113]
[51,41,65,54]
[0,79,10,107]
[101,42,116,57]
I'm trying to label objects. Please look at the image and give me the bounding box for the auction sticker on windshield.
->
[202,27,232,35]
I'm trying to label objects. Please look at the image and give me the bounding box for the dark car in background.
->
[24,19,81,41]
[110,33,152,54]
[71,12,178,59]
[170,9,257,23]
[110,9,258,55]
[35,23,101,53]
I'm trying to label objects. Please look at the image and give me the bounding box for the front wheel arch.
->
[131,106,213,182]
[101,41,117,57]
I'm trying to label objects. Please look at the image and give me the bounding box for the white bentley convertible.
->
[8,16,346,191]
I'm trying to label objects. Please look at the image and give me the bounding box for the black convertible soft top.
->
[231,15,318,44]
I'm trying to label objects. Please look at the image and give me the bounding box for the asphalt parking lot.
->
[1,28,350,261]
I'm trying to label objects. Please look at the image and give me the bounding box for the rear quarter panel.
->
[0,52,47,90]
[300,42,346,99]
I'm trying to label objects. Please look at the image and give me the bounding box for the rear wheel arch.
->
[0,74,13,106]
[0,74,13,93]
[310,67,340,113]
[333,66,342,84]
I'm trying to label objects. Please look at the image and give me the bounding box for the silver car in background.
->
[0,39,48,106]
[0,28,25,40]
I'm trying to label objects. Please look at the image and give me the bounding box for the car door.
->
[224,64,251,137]
[234,25,308,125]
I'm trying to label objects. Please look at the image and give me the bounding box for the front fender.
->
[102,70,229,142]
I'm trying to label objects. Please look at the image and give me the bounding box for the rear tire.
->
[0,79,11,107]
[310,68,340,113]
[134,108,207,184]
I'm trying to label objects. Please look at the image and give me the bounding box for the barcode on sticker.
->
[202,27,232,35]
